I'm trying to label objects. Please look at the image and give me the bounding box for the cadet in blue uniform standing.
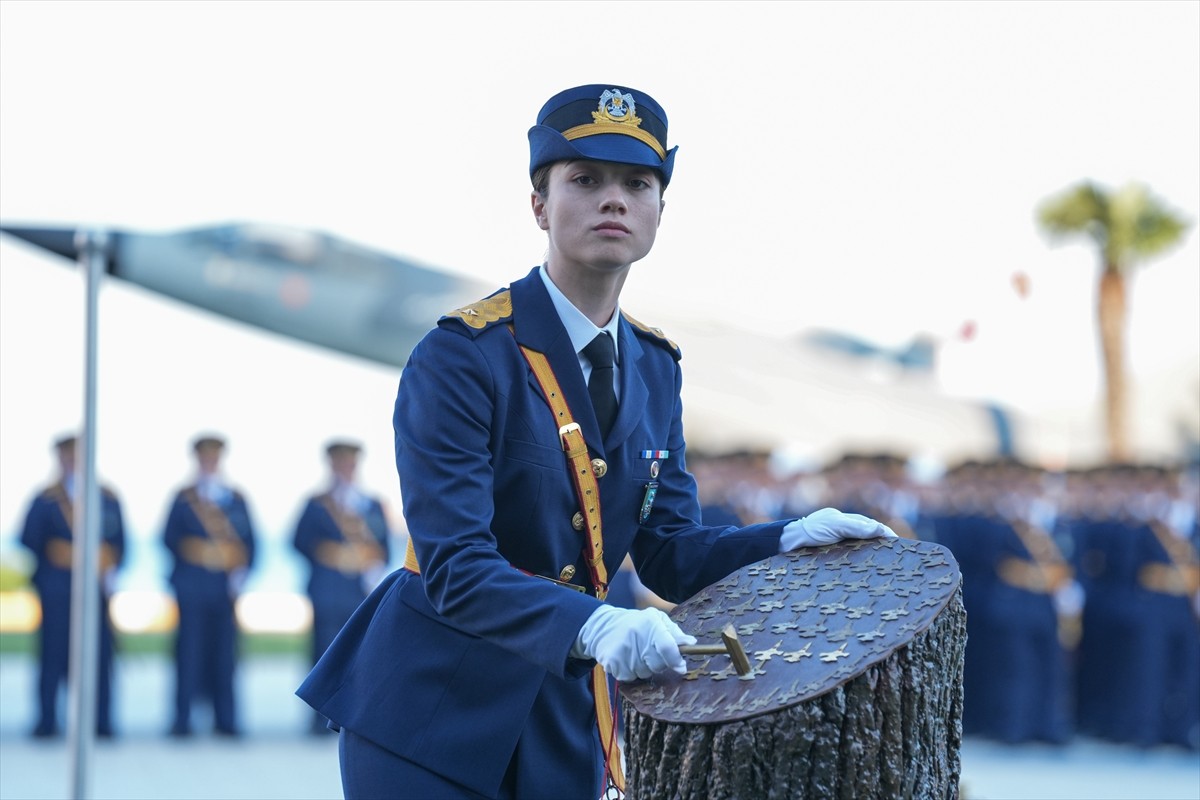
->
[20,434,125,738]
[293,440,391,734]
[163,434,257,737]
[298,84,896,800]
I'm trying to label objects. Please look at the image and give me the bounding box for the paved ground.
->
[1,654,1196,800]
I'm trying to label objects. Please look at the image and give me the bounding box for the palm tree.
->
[1037,181,1190,462]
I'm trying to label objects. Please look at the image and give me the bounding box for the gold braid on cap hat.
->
[560,92,666,160]
[562,122,666,160]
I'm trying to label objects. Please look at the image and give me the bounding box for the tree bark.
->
[621,540,966,800]
[1098,267,1130,462]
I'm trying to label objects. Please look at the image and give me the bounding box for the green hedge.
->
[0,631,308,657]
[0,563,29,592]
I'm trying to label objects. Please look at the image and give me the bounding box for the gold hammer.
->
[679,623,752,676]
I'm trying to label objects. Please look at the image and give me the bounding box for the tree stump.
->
[620,538,966,800]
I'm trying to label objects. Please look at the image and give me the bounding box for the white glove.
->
[574,605,697,681]
[102,568,120,597]
[1053,579,1085,617]
[780,507,898,552]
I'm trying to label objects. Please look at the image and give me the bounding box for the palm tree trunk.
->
[1098,266,1129,461]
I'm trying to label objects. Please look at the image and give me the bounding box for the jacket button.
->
[572,512,585,531]
[559,565,576,582]
[591,458,608,478]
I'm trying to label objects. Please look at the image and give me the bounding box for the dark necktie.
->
[583,333,618,437]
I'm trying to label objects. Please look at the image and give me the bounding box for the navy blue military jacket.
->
[20,483,125,597]
[162,486,257,598]
[299,268,788,797]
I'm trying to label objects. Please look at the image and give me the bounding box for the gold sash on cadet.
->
[402,334,625,794]
[314,494,386,575]
[997,519,1073,595]
[997,518,1079,647]
[43,482,117,572]
[180,488,248,573]
[1140,520,1200,610]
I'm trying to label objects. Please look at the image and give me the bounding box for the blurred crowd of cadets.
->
[666,451,1200,752]
[9,444,1198,749]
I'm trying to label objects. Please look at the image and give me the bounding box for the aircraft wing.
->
[0,222,492,368]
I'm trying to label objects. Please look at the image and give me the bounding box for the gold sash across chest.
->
[314,495,385,575]
[179,488,248,573]
[401,334,624,792]
[1139,520,1200,600]
[514,340,624,794]
[43,483,117,572]
[996,519,1073,594]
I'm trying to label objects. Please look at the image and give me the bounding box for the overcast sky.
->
[1,1,1197,585]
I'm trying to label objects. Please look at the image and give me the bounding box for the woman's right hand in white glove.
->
[574,605,697,681]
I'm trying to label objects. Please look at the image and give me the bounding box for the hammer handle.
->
[679,644,727,656]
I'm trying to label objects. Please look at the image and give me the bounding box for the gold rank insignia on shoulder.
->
[623,312,680,356]
[445,290,513,330]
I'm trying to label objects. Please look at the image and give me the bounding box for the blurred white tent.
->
[654,314,1200,471]
[655,316,1000,466]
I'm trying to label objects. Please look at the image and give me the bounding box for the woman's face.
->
[532,159,664,275]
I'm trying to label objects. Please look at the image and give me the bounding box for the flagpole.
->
[66,228,107,799]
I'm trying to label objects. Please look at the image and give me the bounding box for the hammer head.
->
[720,623,752,676]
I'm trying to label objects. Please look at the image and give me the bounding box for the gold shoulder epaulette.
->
[441,290,514,331]
[623,312,681,360]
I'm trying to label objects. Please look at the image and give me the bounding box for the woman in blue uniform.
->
[298,83,895,800]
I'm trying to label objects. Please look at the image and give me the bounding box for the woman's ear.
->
[531,191,550,231]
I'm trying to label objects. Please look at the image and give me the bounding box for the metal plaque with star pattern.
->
[619,537,961,724]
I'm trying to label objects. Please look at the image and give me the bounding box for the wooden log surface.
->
[620,538,967,800]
